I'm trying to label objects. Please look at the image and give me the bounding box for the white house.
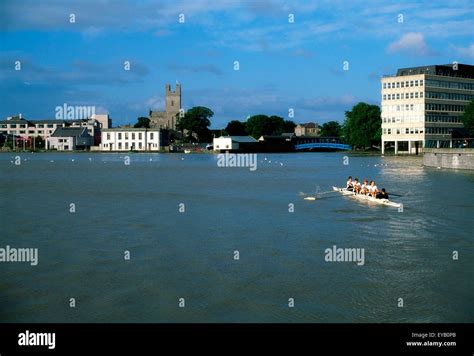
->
[100,128,161,151]
[46,127,93,151]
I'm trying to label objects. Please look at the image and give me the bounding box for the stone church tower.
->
[149,83,181,130]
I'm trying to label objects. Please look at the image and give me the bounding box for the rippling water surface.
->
[0,152,473,322]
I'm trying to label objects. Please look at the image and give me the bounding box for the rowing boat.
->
[332,187,402,208]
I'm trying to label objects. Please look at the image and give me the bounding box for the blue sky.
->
[1,0,473,128]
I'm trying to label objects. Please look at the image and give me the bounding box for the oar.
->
[302,189,340,200]
[304,194,347,201]
[386,192,403,197]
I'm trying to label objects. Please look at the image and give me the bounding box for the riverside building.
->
[99,128,162,151]
[381,64,474,154]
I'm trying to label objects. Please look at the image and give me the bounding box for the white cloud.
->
[387,32,431,55]
[454,43,474,59]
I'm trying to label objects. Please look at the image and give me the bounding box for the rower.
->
[353,178,361,194]
[376,188,389,200]
[368,180,378,197]
[346,176,354,191]
[360,179,369,195]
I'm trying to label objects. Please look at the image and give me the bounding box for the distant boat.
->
[184,149,191,154]
[206,144,213,150]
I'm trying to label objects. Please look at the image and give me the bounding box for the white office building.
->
[381,64,474,154]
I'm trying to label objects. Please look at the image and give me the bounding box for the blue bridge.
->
[294,137,352,151]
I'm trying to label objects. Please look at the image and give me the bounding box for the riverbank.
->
[424,148,474,170]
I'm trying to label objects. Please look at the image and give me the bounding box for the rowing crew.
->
[346,176,389,199]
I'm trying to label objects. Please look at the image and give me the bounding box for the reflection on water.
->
[0,152,473,323]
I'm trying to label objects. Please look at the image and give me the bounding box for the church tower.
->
[165,83,181,130]
[149,83,182,130]
[165,83,181,114]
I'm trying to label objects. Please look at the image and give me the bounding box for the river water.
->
[0,152,473,322]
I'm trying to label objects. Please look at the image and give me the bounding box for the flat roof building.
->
[213,136,258,151]
[381,63,474,154]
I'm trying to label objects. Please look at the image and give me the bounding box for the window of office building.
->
[139,132,142,140]
[132,133,135,140]
[118,133,122,140]
[150,133,154,140]
[396,82,400,88]
[125,133,129,140]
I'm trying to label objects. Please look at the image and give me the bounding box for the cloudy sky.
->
[1,0,473,128]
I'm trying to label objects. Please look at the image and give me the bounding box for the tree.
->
[245,115,287,138]
[225,120,247,136]
[283,120,296,133]
[461,99,474,137]
[320,121,342,137]
[176,106,213,142]
[343,102,381,149]
[134,117,150,128]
